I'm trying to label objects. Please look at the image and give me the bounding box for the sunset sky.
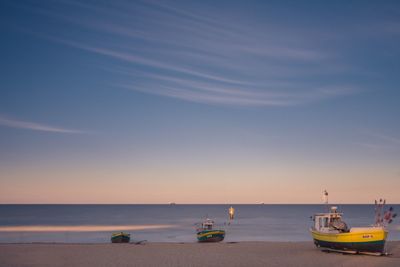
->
[1,0,400,204]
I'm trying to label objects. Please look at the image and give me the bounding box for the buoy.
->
[228,206,235,220]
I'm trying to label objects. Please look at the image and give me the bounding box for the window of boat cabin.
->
[317,216,329,229]
[323,217,329,227]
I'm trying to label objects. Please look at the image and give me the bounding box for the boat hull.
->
[111,233,130,243]
[197,230,225,242]
[313,239,385,253]
[310,227,387,253]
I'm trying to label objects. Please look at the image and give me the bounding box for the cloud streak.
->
[0,115,84,134]
[15,0,366,107]
[356,132,400,151]
[368,133,400,146]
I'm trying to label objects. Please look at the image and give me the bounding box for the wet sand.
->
[0,241,399,267]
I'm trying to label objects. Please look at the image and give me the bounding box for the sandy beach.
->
[0,241,399,267]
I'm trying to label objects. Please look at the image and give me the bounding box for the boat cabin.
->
[201,219,214,230]
[312,206,348,233]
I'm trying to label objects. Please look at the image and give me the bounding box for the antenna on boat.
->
[322,190,328,204]
[322,190,329,212]
[375,199,385,226]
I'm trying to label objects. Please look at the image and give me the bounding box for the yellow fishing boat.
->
[311,209,387,254]
[310,203,394,255]
[310,191,399,255]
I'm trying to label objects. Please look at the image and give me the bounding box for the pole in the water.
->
[229,206,235,221]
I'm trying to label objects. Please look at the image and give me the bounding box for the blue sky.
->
[0,0,400,203]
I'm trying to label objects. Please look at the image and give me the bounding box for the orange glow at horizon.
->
[1,161,399,204]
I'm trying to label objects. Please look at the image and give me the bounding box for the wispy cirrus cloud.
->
[112,69,359,106]
[12,0,367,107]
[356,131,400,151]
[368,133,400,146]
[0,115,84,134]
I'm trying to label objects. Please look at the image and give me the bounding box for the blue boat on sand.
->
[196,219,225,242]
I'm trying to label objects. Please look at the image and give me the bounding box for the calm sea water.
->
[0,204,399,243]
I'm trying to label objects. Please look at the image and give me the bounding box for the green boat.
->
[196,219,225,242]
[111,232,130,243]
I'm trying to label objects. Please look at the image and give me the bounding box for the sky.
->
[0,0,400,204]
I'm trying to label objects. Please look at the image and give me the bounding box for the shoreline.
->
[0,241,399,267]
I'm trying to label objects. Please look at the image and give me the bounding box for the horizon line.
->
[1,203,398,205]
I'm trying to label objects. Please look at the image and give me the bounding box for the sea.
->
[0,204,399,243]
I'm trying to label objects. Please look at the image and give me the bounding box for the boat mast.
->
[322,190,329,212]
